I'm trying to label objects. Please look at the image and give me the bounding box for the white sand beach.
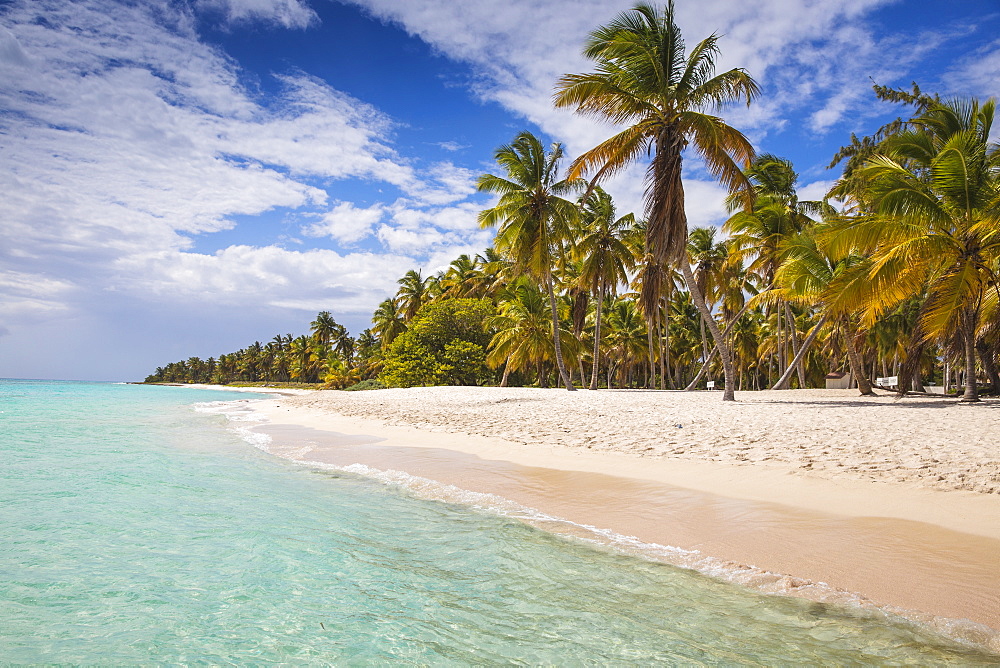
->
[221,385,1000,643]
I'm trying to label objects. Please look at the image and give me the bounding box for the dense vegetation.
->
[146,3,1000,402]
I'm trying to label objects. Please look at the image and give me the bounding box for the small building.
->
[825,371,852,390]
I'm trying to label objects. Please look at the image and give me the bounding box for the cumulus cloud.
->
[0,0,493,344]
[304,202,385,243]
[116,245,412,314]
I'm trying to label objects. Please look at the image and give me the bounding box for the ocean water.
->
[0,379,995,664]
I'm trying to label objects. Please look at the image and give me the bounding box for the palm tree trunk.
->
[660,304,670,389]
[500,357,512,387]
[785,304,806,388]
[646,309,656,389]
[590,282,604,390]
[680,261,735,401]
[843,323,875,396]
[545,273,576,391]
[776,307,786,377]
[961,318,979,402]
[699,315,710,376]
[772,314,829,390]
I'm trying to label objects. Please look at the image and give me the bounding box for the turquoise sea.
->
[1,379,996,664]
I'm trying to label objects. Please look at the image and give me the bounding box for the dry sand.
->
[206,385,1000,644]
[277,386,1000,495]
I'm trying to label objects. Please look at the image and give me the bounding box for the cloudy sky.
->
[1,0,997,380]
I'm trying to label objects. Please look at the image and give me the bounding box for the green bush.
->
[379,299,495,388]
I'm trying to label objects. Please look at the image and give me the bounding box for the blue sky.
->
[1,0,998,381]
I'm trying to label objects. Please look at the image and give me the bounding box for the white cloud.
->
[345,0,924,225]
[195,0,317,29]
[304,201,385,243]
[0,0,495,346]
[116,245,412,314]
[944,38,1000,102]
[436,140,468,151]
[798,179,836,203]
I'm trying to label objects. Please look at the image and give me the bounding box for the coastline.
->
[195,385,1000,647]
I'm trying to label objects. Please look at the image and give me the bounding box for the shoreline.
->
[192,385,1000,647]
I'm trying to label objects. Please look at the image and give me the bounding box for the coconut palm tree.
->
[575,187,637,388]
[487,279,579,387]
[760,226,875,394]
[687,226,727,375]
[554,1,758,400]
[834,97,1000,401]
[310,311,339,347]
[372,298,407,349]
[477,131,582,390]
[396,269,429,321]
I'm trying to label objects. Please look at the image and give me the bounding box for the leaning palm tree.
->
[478,131,582,390]
[554,1,758,401]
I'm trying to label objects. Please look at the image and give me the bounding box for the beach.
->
[236,386,1000,646]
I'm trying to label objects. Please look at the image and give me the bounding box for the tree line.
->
[146,2,999,402]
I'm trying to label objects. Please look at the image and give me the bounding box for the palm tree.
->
[487,279,579,387]
[310,311,339,347]
[602,298,648,387]
[477,131,582,391]
[725,156,821,388]
[554,1,758,400]
[397,269,429,321]
[575,187,637,388]
[372,298,407,348]
[834,97,1000,401]
[441,254,480,298]
[760,226,875,394]
[687,227,727,376]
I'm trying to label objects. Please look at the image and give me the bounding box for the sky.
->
[1,0,998,381]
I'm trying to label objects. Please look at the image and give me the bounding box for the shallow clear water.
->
[0,379,995,664]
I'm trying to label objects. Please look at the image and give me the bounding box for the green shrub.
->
[379,299,495,388]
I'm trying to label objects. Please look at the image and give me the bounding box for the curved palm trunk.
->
[590,282,604,390]
[843,323,875,396]
[772,314,828,390]
[500,357,512,387]
[545,274,576,391]
[680,261,735,401]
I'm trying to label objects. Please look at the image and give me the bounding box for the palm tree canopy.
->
[842,98,1000,335]
[553,0,758,264]
[574,187,638,297]
[477,131,582,282]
